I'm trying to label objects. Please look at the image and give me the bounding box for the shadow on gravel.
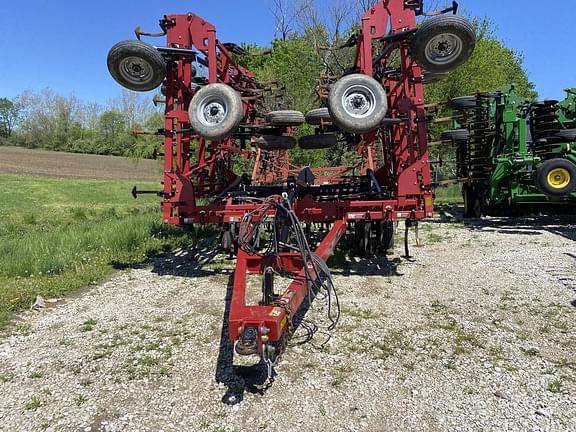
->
[332,256,403,277]
[111,235,231,278]
[215,274,270,405]
[149,244,221,277]
[437,205,576,243]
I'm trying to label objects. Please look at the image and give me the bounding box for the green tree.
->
[0,98,20,138]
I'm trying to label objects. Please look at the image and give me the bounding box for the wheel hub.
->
[201,101,226,125]
[425,33,463,65]
[119,56,152,84]
[342,85,376,119]
[547,168,571,189]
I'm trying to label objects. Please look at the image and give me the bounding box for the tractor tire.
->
[305,108,332,125]
[188,83,243,141]
[298,134,338,150]
[422,70,450,84]
[107,40,166,92]
[556,129,576,141]
[255,135,297,151]
[328,74,388,133]
[411,15,476,73]
[449,96,476,110]
[441,129,470,141]
[266,110,305,127]
[535,158,576,196]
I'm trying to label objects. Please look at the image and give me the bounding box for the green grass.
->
[0,175,196,328]
[434,184,463,205]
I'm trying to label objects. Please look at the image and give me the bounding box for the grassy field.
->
[434,183,464,205]
[0,175,195,327]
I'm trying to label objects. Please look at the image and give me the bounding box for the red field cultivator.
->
[107,0,475,384]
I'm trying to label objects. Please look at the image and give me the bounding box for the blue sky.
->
[0,0,573,104]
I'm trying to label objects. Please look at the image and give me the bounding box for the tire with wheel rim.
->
[255,135,296,151]
[188,84,243,141]
[411,15,476,73]
[328,74,388,133]
[535,158,576,196]
[305,108,332,125]
[441,129,470,141]
[107,40,166,92]
[266,110,305,127]
[298,134,338,149]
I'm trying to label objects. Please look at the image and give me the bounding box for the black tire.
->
[328,74,388,133]
[535,158,576,196]
[188,84,243,141]
[255,135,296,151]
[422,70,450,84]
[556,129,576,141]
[298,134,338,150]
[107,40,166,92]
[463,184,481,218]
[441,129,470,141]
[449,96,476,110]
[305,108,332,125]
[266,110,305,127]
[411,16,476,73]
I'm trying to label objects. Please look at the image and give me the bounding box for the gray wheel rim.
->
[118,56,155,86]
[424,33,464,66]
[196,95,228,127]
[341,84,376,119]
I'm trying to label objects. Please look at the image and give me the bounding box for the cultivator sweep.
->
[442,86,576,216]
[107,1,476,383]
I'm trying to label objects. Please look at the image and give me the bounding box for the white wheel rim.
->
[197,96,228,127]
[341,84,376,119]
[425,33,464,66]
[119,56,154,85]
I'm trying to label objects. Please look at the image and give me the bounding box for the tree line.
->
[0,89,161,158]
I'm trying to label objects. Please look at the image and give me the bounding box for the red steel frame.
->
[155,1,434,357]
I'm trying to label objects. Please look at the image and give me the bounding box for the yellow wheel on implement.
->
[547,168,571,190]
[536,158,576,196]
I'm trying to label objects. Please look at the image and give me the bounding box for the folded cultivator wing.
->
[107,1,476,384]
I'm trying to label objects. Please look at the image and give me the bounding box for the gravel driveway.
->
[1,214,575,432]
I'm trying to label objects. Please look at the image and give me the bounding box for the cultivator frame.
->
[108,0,476,381]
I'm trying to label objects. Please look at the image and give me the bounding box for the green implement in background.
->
[443,84,576,216]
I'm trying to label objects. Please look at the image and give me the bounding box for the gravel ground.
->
[0,214,575,432]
